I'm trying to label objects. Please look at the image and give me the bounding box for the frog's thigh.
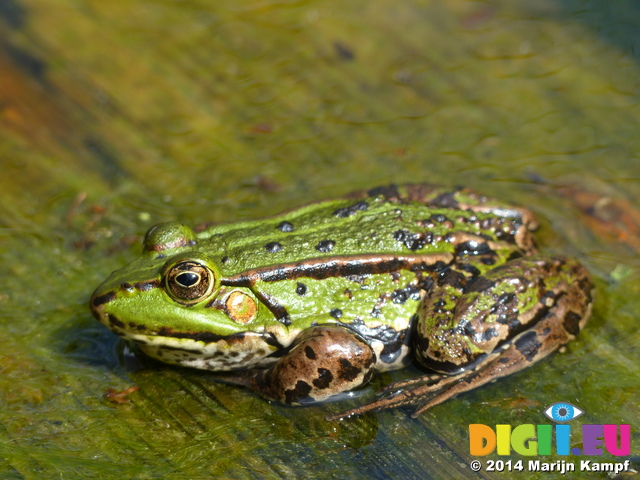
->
[412,256,593,415]
[417,255,592,371]
[248,325,377,405]
[413,311,573,415]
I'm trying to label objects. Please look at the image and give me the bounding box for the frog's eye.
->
[164,260,216,305]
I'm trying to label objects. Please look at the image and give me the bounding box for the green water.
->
[0,0,638,478]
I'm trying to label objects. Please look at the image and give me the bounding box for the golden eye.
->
[164,259,216,304]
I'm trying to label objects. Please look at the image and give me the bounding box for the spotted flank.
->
[90,183,593,418]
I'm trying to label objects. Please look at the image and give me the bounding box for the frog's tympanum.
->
[90,184,593,418]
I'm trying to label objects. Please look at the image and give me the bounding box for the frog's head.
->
[89,222,284,371]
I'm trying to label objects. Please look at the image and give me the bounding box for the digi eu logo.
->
[543,402,583,423]
[469,402,631,456]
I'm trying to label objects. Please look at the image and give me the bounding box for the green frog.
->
[90,184,593,418]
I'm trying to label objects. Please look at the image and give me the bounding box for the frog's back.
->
[196,184,537,276]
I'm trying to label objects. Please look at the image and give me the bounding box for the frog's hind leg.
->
[329,255,593,420]
[328,311,580,421]
[410,306,589,417]
[411,255,592,416]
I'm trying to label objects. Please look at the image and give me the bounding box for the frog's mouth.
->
[101,314,281,372]
[90,294,284,371]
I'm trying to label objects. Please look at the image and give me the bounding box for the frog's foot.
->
[326,371,468,421]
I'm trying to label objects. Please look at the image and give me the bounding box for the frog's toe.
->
[375,372,445,396]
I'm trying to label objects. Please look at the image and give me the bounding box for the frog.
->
[90,184,593,419]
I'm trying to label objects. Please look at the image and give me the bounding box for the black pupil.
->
[176,271,199,287]
[558,408,567,416]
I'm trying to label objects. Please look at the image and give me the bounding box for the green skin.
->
[90,184,593,418]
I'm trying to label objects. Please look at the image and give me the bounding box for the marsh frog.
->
[90,184,593,418]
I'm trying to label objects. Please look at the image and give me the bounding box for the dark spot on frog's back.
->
[295,282,307,296]
[393,229,432,251]
[455,240,494,257]
[265,241,283,253]
[285,380,313,404]
[393,229,407,242]
[276,221,294,232]
[315,240,335,253]
[391,289,407,304]
[514,331,541,361]
[333,200,369,218]
[392,285,421,304]
[430,214,449,223]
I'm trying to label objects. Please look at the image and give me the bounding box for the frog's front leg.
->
[331,255,593,419]
[230,325,377,405]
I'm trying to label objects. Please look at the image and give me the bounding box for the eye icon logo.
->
[544,402,584,422]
